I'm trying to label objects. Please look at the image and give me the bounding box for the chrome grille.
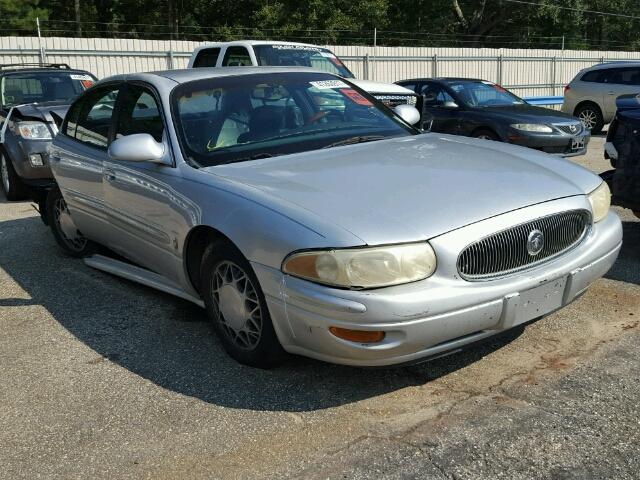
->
[457,210,591,280]
[555,123,583,135]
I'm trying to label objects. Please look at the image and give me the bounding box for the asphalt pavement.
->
[0,134,638,479]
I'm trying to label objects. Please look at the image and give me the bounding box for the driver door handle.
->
[103,168,116,182]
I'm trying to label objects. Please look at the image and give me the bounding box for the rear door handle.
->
[103,168,116,182]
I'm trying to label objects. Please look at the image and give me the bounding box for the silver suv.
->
[562,62,640,134]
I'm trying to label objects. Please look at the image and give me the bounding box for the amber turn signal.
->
[329,327,385,343]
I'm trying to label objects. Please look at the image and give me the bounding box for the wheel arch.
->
[573,100,603,116]
[183,225,238,296]
[471,126,502,141]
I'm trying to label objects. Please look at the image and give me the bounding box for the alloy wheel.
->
[53,197,88,251]
[578,109,597,130]
[210,260,263,351]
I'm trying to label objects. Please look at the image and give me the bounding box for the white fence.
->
[1,36,640,97]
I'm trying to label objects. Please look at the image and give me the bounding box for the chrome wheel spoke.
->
[210,260,263,350]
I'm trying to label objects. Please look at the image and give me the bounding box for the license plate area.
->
[514,277,567,326]
[571,136,585,150]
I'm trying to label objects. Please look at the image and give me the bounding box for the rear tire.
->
[200,241,284,368]
[575,103,604,134]
[46,186,96,257]
[0,151,28,201]
[472,128,500,141]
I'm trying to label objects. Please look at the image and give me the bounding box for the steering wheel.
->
[307,110,329,124]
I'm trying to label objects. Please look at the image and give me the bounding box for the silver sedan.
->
[46,67,622,368]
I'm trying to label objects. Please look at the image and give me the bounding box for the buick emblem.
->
[527,229,545,256]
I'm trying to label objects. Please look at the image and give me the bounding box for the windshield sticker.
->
[272,45,322,52]
[71,74,93,81]
[310,80,349,90]
[80,80,95,89]
[339,89,372,106]
[319,51,337,58]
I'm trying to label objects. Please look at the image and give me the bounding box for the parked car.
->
[188,41,420,110]
[47,67,621,368]
[562,61,640,134]
[0,63,97,201]
[396,77,589,157]
[603,94,640,218]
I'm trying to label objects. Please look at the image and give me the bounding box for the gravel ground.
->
[0,135,638,479]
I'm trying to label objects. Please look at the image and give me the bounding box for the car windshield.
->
[253,45,355,79]
[1,71,95,107]
[172,72,416,167]
[447,80,526,107]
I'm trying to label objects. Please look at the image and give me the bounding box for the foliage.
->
[1,0,639,50]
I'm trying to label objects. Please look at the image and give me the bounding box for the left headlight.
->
[587,181,611,223]
[282,242,437,289]
[510,123,553,133]
[15,121,52,140]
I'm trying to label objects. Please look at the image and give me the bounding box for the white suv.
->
[187,41,418,109]
[562,62,640,134]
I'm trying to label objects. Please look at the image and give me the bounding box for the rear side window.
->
[581,70,606,83]
[193,48,220,67]
[64,85,120,149]
[222,47,252,67]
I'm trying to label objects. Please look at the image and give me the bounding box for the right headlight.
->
[587,181,611,223]
[282,242,437,289]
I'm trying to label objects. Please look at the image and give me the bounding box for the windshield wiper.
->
[215,152,275,166]
[323,135,387,149]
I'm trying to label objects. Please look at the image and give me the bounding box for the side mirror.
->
[441,100,459,109]
[108,133,166,163]
[394,104,421,126]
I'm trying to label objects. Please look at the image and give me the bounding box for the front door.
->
[420,83,461,134]
[102,83,189,282]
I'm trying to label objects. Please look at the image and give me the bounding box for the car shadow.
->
[1,215,527,412]
[605,220,640,286]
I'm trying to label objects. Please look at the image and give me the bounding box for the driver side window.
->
[421,84,454,107]
[114,84,165,143]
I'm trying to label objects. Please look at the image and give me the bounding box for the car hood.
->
[477,104,579,124]
[13,101,71,123]
[350,79,417,96]
[203,134,600,245]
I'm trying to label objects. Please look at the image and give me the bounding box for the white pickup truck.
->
[187,40,418,109]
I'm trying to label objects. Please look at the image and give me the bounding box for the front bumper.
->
[252,197,622,367]
[4,138,54,185]
[507,129,591,157]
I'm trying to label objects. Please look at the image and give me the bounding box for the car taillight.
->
[564,85,571,94]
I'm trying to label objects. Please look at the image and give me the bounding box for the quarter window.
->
[222,47,252,67]
[64,86,120,149]
[193,47,221,67]
[115,85,164,143]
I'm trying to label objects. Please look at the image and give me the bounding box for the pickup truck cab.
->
[188,41,418,110]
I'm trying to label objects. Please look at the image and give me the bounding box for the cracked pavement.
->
[1,135,639,479]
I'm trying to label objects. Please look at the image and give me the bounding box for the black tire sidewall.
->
[46,187,95,258]
[201,242,284,368]
[1,151,27,201]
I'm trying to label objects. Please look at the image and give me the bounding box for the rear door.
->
[603,67,640,119]
[50,83,122,241]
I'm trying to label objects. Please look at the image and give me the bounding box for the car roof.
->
[102,66,329,85]
[398,77,486,83]
[0,67,93,76]
[585,61,640,70]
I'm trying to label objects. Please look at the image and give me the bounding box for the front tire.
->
[472,128,500,141]
[575,103,604,134]
[201,241,284,368]
[0,151,28,201]
[46,187,96,257]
